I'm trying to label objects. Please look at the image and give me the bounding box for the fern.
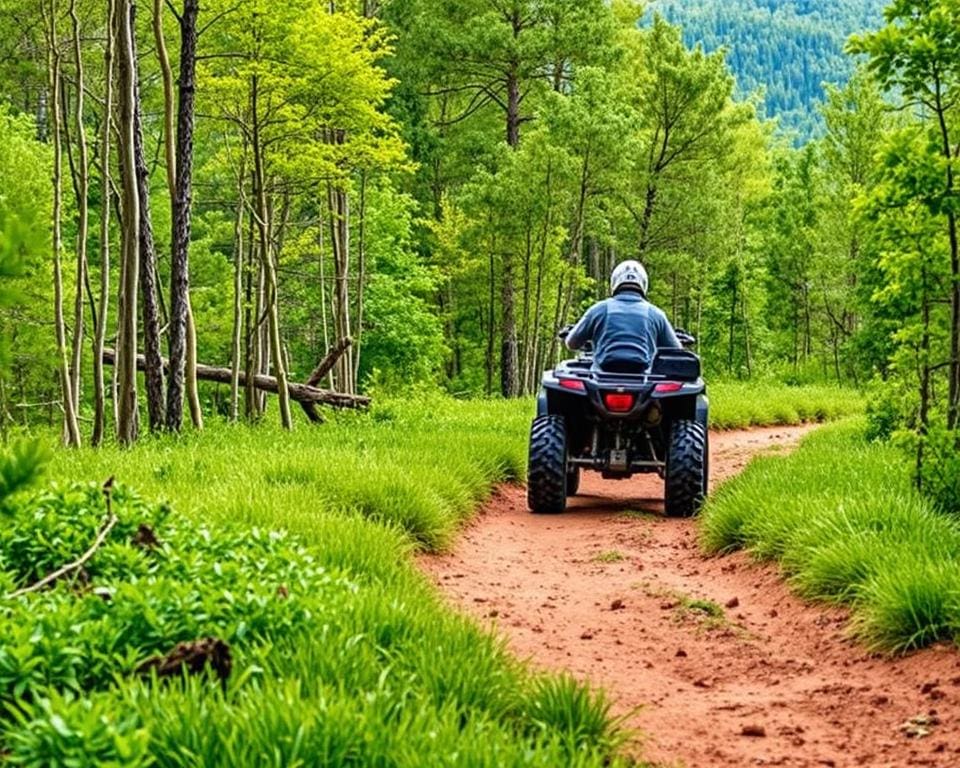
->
[0,439,50,510]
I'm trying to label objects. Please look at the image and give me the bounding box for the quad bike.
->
[527,330,709,517]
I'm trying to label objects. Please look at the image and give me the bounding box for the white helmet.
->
[610,260,649,296]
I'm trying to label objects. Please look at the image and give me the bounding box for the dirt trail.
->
[420,426,960,767]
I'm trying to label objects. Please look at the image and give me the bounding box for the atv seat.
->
[599,358,649,375]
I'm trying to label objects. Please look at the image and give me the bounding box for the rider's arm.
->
[566,304,602,350]
[656,309,682,349]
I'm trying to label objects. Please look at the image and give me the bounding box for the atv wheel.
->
[566,466,581,497]
[527,416,568,514]
[702,430,710,496]
[664,419,706,518]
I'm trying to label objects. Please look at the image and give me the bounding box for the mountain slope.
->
[650,0,888,139]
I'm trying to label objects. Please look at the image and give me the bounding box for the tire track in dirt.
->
[420,426,960,767]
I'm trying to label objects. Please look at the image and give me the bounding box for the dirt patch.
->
[420,425,960,767]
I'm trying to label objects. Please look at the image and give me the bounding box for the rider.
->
[566,260,681,372]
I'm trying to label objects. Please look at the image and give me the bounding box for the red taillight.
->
[603,392,635,412]
[558,378,586,392]
[655,382,683,393]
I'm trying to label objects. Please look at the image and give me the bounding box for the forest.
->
[1,0,960,764]
[654,0,888,139]
[2,0,957,485]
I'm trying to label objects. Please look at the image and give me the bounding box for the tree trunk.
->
[229,159,246,422]
[252,74,292,429]
[327,172,353,395]
[917,265,932,488]
[153,0,176,203]
[44,2,82,448]
[68,0,88,425]
[353,171,367,385]
[166,0,198,431]
[486,249,495,396]
[243,204,260,420]
[186,304,203,428]
[727,273,738,372]
[124,1,166,431]
[317,216,332,387]
[92,0,116,447]
[638,183,657,255]
[500,253,519,398]
[115,0,141,445]
[506,69,521,148]
[519,222,532,393]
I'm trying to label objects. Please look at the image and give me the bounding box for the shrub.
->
[916,426,960,515]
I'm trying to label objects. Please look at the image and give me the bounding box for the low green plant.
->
[701,419,960,653]
[0,439,49,510]
[594,550,625,563]
[678,596,725,619]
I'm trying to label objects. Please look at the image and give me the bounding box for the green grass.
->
[594,550,626,563]
[10,385,860,763]
[700,419,960,653]
[707,382,862,430]
[11,397,629,766]
[50,397,530,555]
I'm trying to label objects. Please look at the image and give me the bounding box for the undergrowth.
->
[6,399,628,765]
[701,419,960,653]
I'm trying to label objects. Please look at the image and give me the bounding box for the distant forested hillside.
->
[651,0,887,139]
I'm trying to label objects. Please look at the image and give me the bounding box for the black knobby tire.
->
[664,419,706,518]
[527,416,568,514]
[702,429,711,496]
[566,466,581,497]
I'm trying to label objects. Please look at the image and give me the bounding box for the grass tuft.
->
[701,419,960,653]
[707,382,862,430]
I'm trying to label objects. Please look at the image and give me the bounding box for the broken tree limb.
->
[301,338,353,423]
[306,337,352,388]
[103,349,371,411]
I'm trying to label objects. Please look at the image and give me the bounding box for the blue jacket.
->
[566,292,680,371]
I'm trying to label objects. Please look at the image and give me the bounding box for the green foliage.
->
[0,106,53,414]
[358,184,447,387]
[701,420,960,653]
[707,382,863,429]
[1,400,639,765]
[0,483,355,711]
[915,426,960,515]
[0,440,49,510]
[654,0,888,140]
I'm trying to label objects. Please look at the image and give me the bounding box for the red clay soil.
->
[420,426,960,768]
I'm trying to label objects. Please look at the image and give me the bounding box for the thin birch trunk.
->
[252,74,292,428]
[45,0,82,448]
[353,171,366,385]
[115,0,140,445]
[229,155,246,422]
[92,0,115,446]
[68,0,87,423]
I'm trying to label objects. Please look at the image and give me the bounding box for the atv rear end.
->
[527,342,709,516]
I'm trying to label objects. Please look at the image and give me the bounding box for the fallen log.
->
[103,349,371,411]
